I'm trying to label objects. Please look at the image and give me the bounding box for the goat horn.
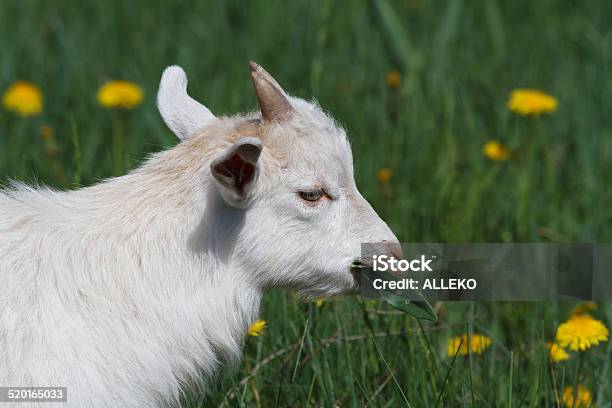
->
[249,61,293,122]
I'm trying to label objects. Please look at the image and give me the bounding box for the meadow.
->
[1,0,611,406]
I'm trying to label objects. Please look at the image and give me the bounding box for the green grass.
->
[1,0,611,406]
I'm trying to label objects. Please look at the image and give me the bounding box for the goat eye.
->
[298,189,324,202]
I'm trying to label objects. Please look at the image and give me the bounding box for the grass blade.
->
[370,0,421,71]
[368,328,412,408]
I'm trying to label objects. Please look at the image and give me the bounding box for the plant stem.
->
[69,115,81,186]
[467,321,476,407]
[572,352,584,408]
[112,112,125,176]
[508,351,513,408]
[548,361,561,408]
[244,356,262,408]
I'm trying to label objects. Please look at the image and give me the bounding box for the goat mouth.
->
[349,259,365,290]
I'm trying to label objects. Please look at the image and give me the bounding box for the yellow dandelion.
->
[247,319,267,337]
[386,70,401,89]
[545,342,569,362]
[556,314,609,351]
[447,336,466,356]
[2,81,43,116]
[314,298,325,307]
[97,80,144,109]
[377,168,393,184]
[483,140,512,161]
[569,302,597,317]
[562,385,592,408]
[469,334,492,354]
[507,89,557,116]
[446,334,492,357]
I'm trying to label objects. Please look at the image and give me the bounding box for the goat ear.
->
[211,137,263,205]
[157,65,215,140]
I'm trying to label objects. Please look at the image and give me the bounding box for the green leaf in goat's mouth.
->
[350,259,437,322]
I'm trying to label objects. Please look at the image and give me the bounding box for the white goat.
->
[0,62,398,407]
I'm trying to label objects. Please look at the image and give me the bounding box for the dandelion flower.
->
[546,342,569,362]
[446,334,492,357]
[569,302,597,317]
[2,81,43,116]
[556,314,608,351]
[247,319,267,337]
[483,140,511,161]
[469,334,493,354]
[97,80,144,109]
[377,168,393,184]
[507,89,557,116]
[562,385,592,407]
[314,298,325,307]
[447,336,467,356]
[386,70,401,89]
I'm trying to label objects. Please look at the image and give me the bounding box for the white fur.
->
[0,66,398,407]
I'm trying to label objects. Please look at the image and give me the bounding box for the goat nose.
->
[382,240,404,260]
